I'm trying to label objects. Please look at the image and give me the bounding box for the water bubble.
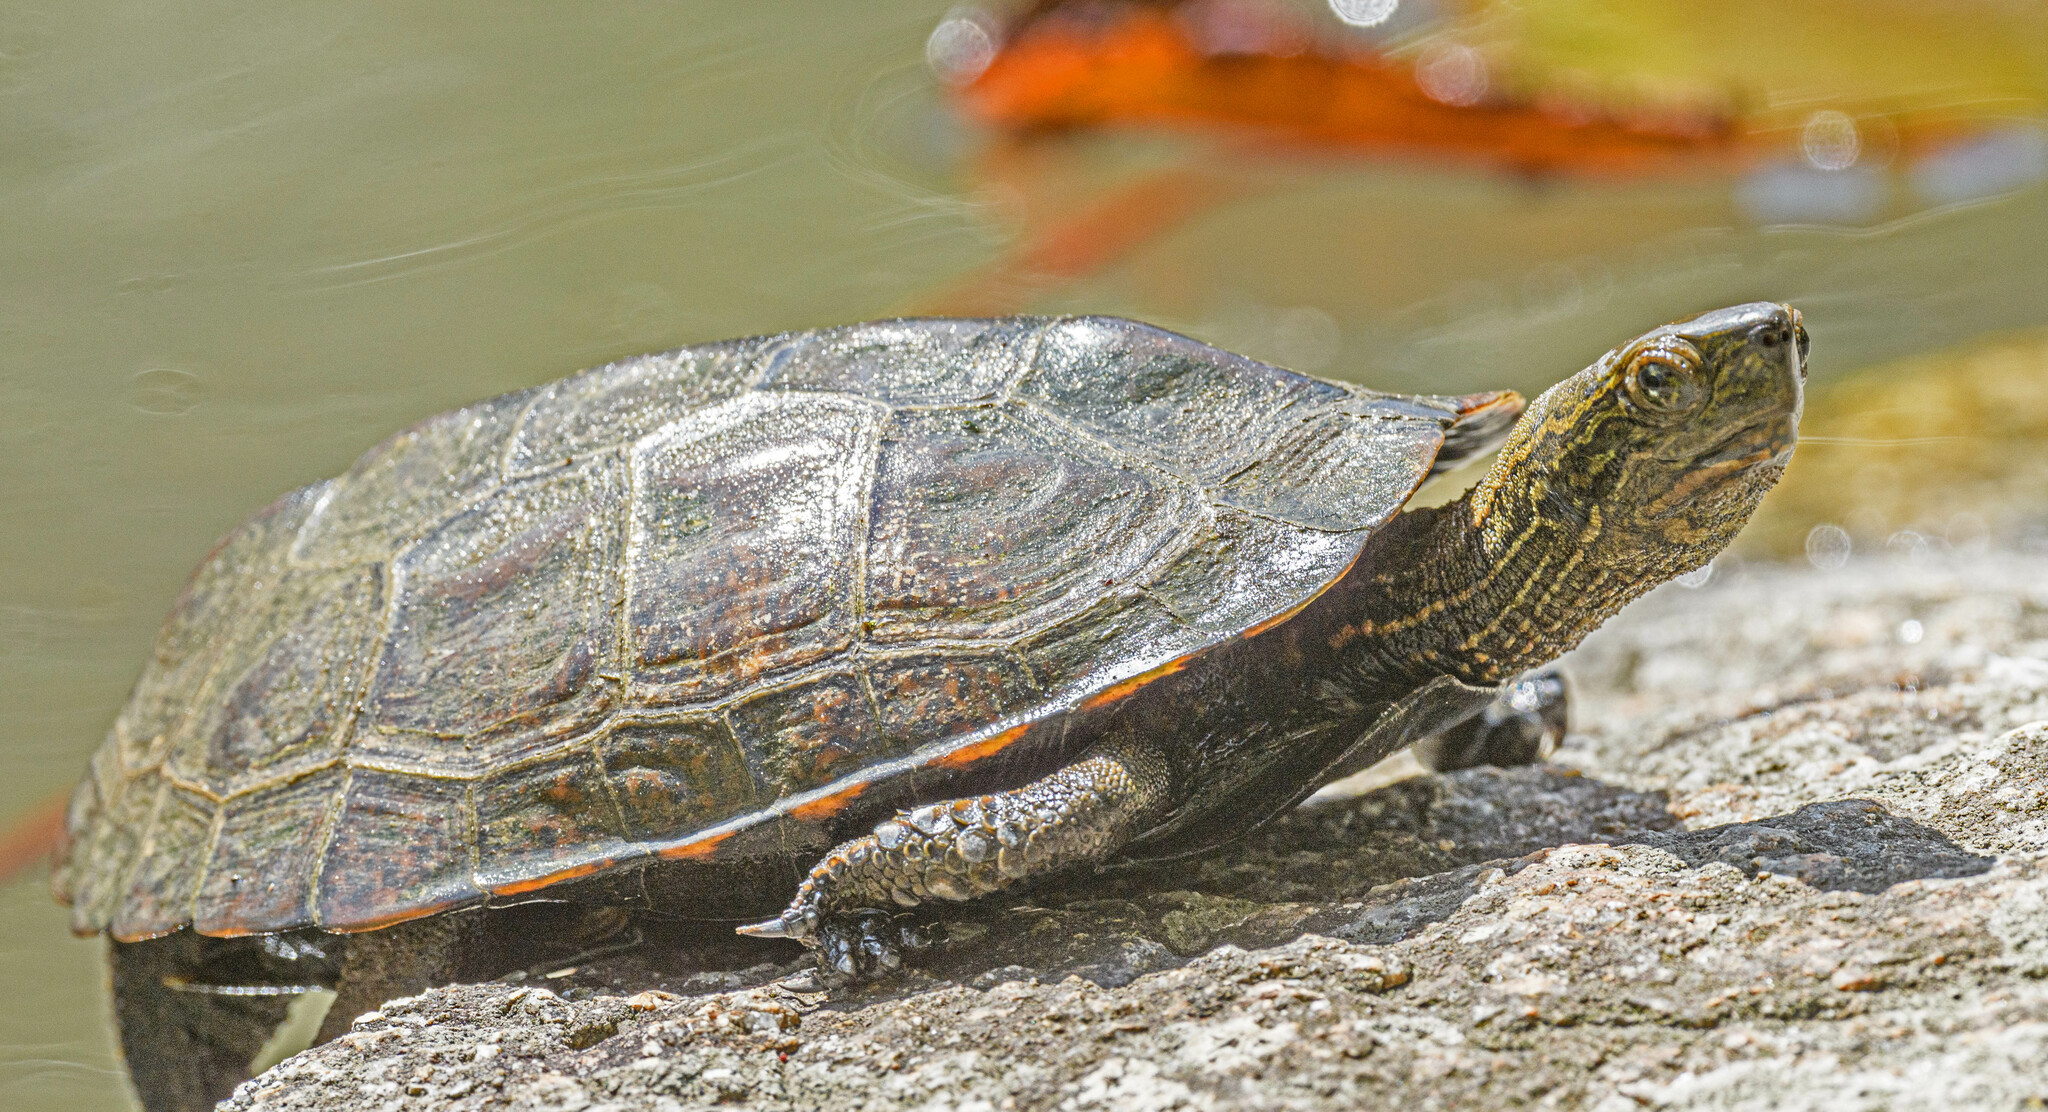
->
[1329,0,1399,28]
[129,368,203,415]
[1805,524,1852,570]
[1801,110,1862,171]
[1946,512,1990,550]
[1887,530,1933,563]
[927,10,997,87]
[1415,43,1487,107]
[1897,619,1924,645]
[1674,560,1714,589]
[1506,678,1546,714]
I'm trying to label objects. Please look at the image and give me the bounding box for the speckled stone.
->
[222,549,2048,1112]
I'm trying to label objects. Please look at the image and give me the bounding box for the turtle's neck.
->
[1299,487,1659,693]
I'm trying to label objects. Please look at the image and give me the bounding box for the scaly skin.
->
[740,742,1173,977]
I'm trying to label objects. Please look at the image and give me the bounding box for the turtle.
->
[55,303,1803,1111]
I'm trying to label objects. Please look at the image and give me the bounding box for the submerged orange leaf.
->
[954,1,1753,178]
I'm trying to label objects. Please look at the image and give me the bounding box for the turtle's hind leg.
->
[110,916,484,1110]
[110,931,336,1112]
[741,738,1174,980]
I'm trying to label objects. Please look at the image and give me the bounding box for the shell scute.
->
[292,388,537,567]
[68,768,162,933]
[1214,406,1444,530]
[315,770,477,930]
[115,483,328,775]
[366,459,625,759]
[472,749,634,893]
[504,339,764,475]
[165,564,382,794]
[868,651,1039,745]
[193,768,345,935]
[863,405,1203,644]
[625,392,884,705]
[756,318,1037,405]
[110,786,215,942]
[1011,589,1205,702]
[1016,316,1351,482]
[729,670,887,800]
[1146,508,1361,634]
[599,718,759,841]
[58,746,127,921]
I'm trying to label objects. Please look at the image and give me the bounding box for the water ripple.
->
[291,135,802,292]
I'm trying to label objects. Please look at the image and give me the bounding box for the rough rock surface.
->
[224,550,2048,1111]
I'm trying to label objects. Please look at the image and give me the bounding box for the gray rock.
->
[223,550,2048,1111]
[1638,798,1992,893]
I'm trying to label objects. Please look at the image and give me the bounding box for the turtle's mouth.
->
[1698,419,1797,470]
[1658,413,1797,469]
[1642,417,1796,519]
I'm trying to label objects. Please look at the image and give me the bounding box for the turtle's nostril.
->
[1753,319,1791,349]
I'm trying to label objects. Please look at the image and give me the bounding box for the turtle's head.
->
[1331,303,1803,687]
[1469,301,1804,580]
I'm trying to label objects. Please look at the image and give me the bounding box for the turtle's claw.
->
[735,911,807,942]
[855,911,902,972]
[802,909,932,984]
[899,918,937,953]
[777,967,827,993]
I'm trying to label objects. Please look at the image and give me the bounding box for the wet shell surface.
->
[55,316,1495,940]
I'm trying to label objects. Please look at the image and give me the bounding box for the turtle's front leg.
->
[1411,668,1569,772]
[738,739,1173,979]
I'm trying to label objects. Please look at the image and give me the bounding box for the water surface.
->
[3,3,2043,1106]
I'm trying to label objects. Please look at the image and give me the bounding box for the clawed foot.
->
[818,909,936,982]
[745,907,935,984]
[739,753,1165,983]
[736,799,1015,982]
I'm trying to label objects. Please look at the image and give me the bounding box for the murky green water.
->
[3,3,2044,1107]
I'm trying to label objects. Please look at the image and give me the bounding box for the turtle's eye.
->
[1636,360,1682,405]
[1624,345,1701,417]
